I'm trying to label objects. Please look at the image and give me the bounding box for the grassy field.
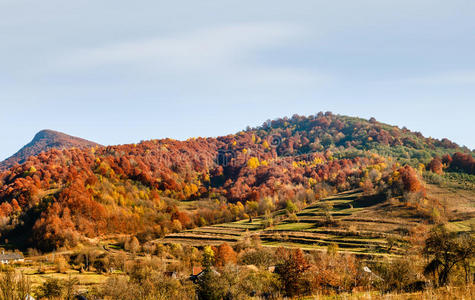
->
[161,185,475,257]
[13,261,109,292]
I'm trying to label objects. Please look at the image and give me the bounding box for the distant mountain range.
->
[0,129,100,171]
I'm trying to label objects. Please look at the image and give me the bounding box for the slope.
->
[0,113,473,251]
[0,129,101,171]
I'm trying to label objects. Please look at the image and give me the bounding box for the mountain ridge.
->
[0,112,473,250]
[0,129,101,171]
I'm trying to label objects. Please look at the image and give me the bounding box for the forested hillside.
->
[0,129,100,171]
[0,112,473,250]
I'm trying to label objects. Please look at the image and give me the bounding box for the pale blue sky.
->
[1,0,474,160]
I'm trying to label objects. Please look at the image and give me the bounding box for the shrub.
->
[238,248,276,268]
[54,255,69,273]
[36,278,64,299]
[371,257,422,293]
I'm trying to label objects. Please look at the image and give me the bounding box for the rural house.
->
[0,251,24,264]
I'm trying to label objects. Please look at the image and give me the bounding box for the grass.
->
[424,171,475,190]
[161,190,402,255]
[14,264,109,290]
[445,219,474,232]
[273,222,315,231]
[160,184,475,257]
[303,284,475,299]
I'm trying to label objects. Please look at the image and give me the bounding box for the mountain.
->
[0,129,101,171]
[0,113,473,251]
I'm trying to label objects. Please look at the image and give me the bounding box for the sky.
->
[1,0,474,160]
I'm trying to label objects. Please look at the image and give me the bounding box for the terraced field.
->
[161,187,475,257]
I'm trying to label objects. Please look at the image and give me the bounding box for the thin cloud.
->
[395,71,475,85]
[53,22,330,88]
[56,23,303,71]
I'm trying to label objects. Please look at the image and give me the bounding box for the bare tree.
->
[423,226,474,286]
[0,268,31,300]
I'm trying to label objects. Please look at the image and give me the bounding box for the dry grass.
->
[305,284,475,300]
[13,262,109,291]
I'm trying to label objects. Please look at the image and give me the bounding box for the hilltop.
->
[0,129,101,171]
[0,112,473,251]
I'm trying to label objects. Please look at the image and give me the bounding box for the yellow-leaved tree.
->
[247,157,260,169]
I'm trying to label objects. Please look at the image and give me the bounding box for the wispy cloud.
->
[57,23,301,71]
[53,22,330,88]
[396,71,475,85]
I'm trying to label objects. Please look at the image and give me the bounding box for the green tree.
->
[196,268,225,300]
[285,199,297,214]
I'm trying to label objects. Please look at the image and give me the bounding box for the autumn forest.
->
[0,112,474,299]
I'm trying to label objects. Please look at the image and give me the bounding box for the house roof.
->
[0,252,24,260]
[192,266,203,276]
